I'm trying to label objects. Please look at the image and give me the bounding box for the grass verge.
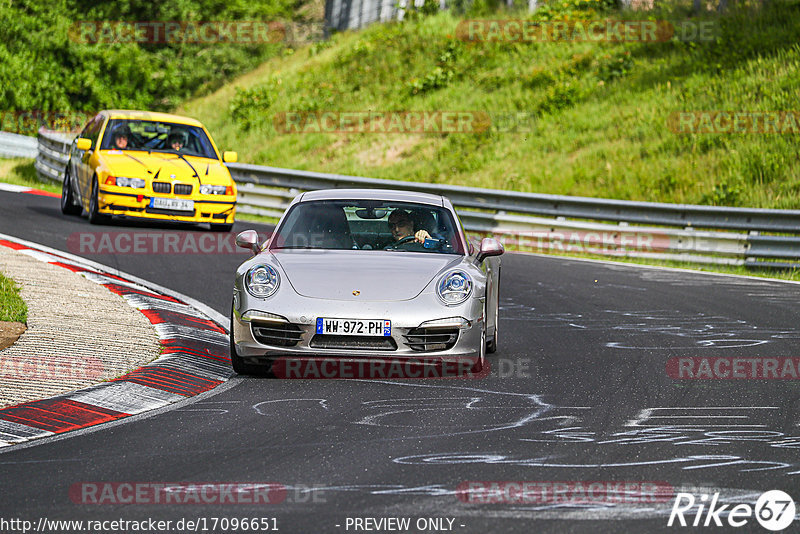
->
[0,273,27,324]
[0,158,60,194]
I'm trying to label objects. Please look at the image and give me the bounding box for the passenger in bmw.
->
[168,131,187,152]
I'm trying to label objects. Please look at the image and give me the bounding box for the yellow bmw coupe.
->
[61,110,238,231]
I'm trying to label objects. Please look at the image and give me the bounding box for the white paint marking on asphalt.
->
[0,419,55,442]
[153,323,228,345]
[81,272,154,293]
[67,382,185,415]
[122,294,205,316]
[0,183,31,193]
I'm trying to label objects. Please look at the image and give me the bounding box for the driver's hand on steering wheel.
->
[414,230,431,243]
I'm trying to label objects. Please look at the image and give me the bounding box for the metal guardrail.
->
[23,128,800,269]
[34,130,71,183]
[0,131,38,159]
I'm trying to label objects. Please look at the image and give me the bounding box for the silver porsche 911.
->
[230,188,503,376]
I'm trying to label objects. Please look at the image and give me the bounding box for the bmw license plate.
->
[316,318,391,336]
[150,197,194,211]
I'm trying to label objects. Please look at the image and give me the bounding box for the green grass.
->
[177,0,800,209]
[0,273,27,323]
[0,158,60,194]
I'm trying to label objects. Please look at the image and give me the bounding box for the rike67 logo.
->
[668,490,795,531]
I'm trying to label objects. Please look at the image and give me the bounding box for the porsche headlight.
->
[436,271,472,306]
[116,177,145,188]
[245,264,280,298]
[200,184,227,195]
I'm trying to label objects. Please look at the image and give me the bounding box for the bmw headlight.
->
[200,184,227,195]
[436,271,472,306]
[116,177,145,188]
[244,264,280,298]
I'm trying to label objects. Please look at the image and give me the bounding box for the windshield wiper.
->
[176,153,202,185]
[122,152,151,172]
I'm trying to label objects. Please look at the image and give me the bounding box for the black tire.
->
[87,177,108,225]
[229,304,268,376]
[60,167,81,215]
[210,222,234,232]
[473,327,486,374]
[486,269,500,354]
[486,301,498,354]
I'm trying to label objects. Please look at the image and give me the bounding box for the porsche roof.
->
[299,189,444,206]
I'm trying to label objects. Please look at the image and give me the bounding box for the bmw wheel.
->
[60,167,81,215]
[88,176,108,225]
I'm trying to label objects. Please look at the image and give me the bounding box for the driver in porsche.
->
[388,209,431,245]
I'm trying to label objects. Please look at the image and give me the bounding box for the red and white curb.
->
[0,234,232,448]
[0,182,60,198]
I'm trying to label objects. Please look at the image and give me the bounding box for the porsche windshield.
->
[100,119,219,159]
[270,200,464,254]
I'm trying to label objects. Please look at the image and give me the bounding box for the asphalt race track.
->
[1,188,800,533]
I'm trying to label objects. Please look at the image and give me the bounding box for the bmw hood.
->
[101,152,231,184]
[271,250,463,301]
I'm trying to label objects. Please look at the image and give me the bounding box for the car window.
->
[270,200,464,254]
[99,119,219,159]
[81,115,104,149]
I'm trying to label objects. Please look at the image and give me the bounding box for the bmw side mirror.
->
[476,237,504,263]
[223,151,238,163]
[235,230,261,256]
[76,138,92,151]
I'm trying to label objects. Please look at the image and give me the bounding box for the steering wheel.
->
[385,235,417,250]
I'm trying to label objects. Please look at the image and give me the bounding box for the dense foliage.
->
[0,0,307,133]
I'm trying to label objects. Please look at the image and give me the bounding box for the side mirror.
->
[235,230,261,256]
[476,237,504,263]
[223,151,238,163]
[76,138,92,151]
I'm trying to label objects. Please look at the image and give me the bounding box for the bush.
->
[229,80,282,130]
[0,0,300,133]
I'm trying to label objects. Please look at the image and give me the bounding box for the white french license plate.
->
[150,197,194,211]
[316,318,391,336]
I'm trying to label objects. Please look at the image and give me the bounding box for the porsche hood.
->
[271,250,463,301]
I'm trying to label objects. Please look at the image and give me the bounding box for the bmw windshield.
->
[100,119,219,160]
